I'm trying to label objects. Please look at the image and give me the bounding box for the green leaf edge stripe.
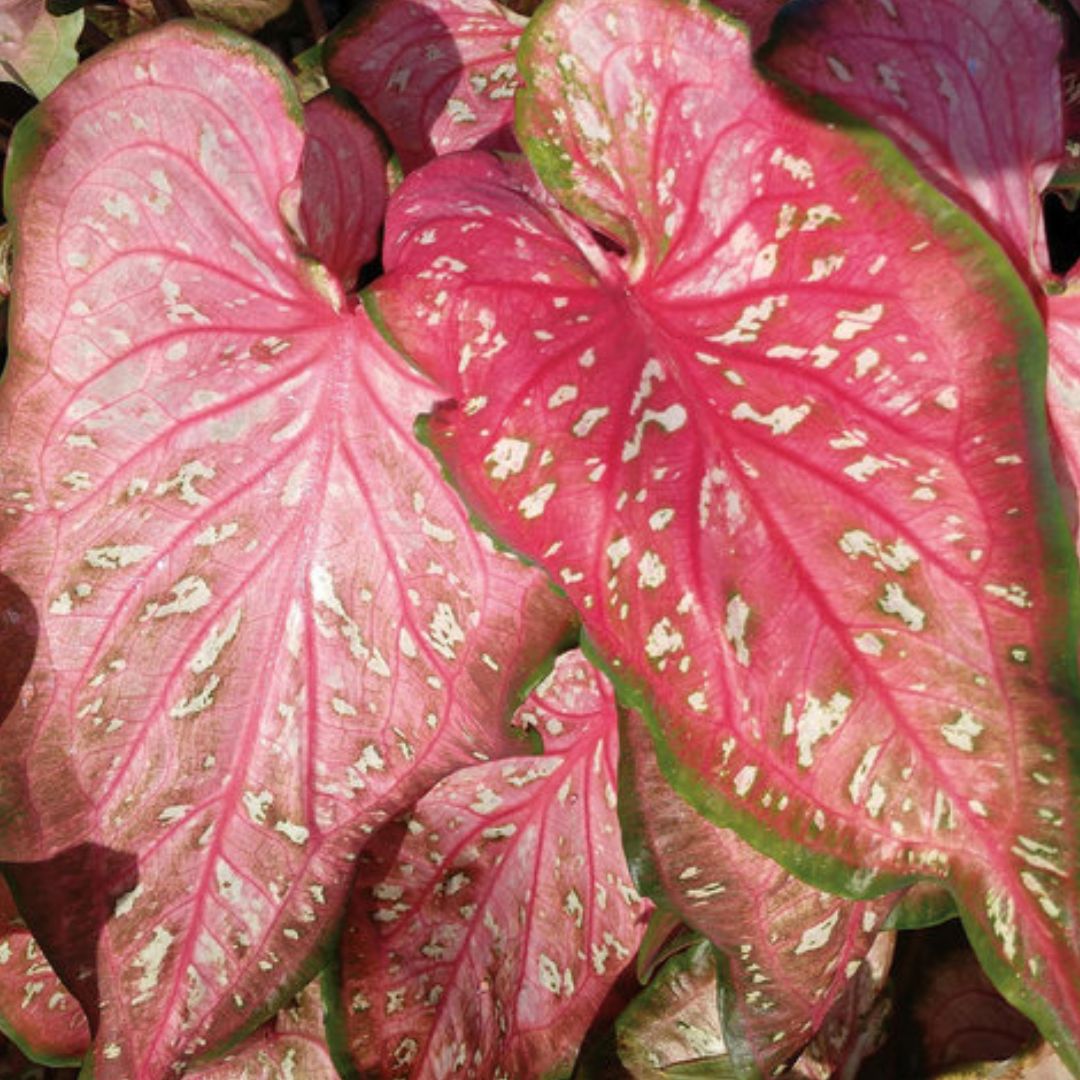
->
[369,0,1080,1066]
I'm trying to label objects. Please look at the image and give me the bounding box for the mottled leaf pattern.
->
[299,92,389,291]
[616,939,732,1079]
[0,0,81,98]
[0,879,89,1065]
[788,932,894,1080]
[760,0,1063,273]
[0,23,569,1076]
[337,650,647,1078]
[325,0,525,172]
[185,978,336,1078]
[621,711,896,1076]
[370,0,1080,1066]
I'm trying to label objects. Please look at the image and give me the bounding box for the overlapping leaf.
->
[759,0,1063,274]
[336,650,648,1078]
[0,879,88,1066]
[325,0,525,172]
[616,940,732,1079]
[0,22,570,1076]
[620,710,896,1075]
[186,978,335,1078]
[299,92,390,291]
[369,0,1080,1066]
[0,0,81,98]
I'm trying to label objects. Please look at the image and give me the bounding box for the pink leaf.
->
[759,0,1064,275]
[369,0,1080,1065]
[0,23,570,1076]
[790,932,894,1080]
[0,878,89,1065]
[337,649,648,1078]
[615,939,730,1077]
[184,978,336,1078]
[299,92,389,291]
[621,710,897,1075]
[325,0,526,172]
[0,0,81,98]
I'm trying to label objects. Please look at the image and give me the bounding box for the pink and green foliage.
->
[299,92,390,291]
[325,0,525,173]
[0,0,82,98]
[759,0,1064,277]
[369,0,1080,1067]
[615,939,732,1078]
[620,711,897,1075]
[337,650,648,1077]
[787,932,895,1080]
[0,20,570,1076]
[0,0,1079,1073]
[0,879,89,1065]
[183,978,335,1078]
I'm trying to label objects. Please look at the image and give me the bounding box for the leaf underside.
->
[369,0,1080,1066]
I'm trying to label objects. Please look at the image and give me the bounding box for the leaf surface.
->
[0,0,82,98]
[0,878,89,1065]
[616,940,732,1080]
[620,709,896,1076]
[185,978,336,1079]
[0,23,570,1076]
[336,649,648,1078]
[759,0,1063,274]
[325,0,525,172]
[369,0,1080,1065]
[299,92,389,292]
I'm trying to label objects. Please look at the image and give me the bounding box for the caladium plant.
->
[369,0,1080,1069]
[0,0,1079,1075]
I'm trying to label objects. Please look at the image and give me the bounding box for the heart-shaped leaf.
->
[325,0,526,172]
[620,710,897,1075]
[368,0,1080,1065]
[0,877,89,1066]
[759,0,1064,274]
[336,649,647,1078]
[299,92,389,291]
[0,22,570,1076]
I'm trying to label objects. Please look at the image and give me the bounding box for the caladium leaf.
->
[0,0,81,98]
[759,0,1063,275]
[788,931,894,1080]
[369,0,1080,1066]
[616,939,733,1079]
[185,978,335,1078]
[0,22,571,1076]
[336,649,648,1078]
[0,878,89,1065]
[299,92,390,291]
[620,709,897,1076]
[325,0,526,172]
[122,0,288,33]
